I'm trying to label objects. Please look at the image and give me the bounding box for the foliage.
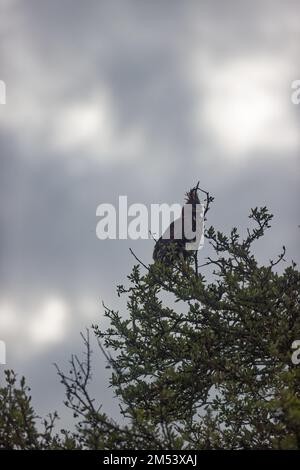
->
[1,204,299,449]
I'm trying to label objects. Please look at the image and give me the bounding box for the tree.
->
[1,202,299,449]
[0,370,76,449]
[57,204,300,449]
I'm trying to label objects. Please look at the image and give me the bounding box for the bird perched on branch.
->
[153,182,204,265]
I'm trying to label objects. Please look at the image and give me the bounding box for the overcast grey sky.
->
[0,0,299,427]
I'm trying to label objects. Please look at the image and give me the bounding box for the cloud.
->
[0,64,145,165]
[0,295,70,359]
[191,55,300,159]
[0,2,146,165]
[0,299,19,334]
[29,297,69,345]
[51,95,145,162]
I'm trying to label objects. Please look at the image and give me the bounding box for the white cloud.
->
[0,75,145,164]
[191,55,299,159]
[0,294,103,363]
[0,295,71,361]
[0,300,19,334]
[29,297,69,345]
[51,95,145,162]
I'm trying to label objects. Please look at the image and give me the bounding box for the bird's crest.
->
[185,181,201,204]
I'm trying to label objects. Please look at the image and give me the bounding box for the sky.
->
[0,0,299,428]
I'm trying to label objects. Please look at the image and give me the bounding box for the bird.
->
[153,183,204,265]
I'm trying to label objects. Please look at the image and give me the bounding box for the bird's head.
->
[185,182,201,205]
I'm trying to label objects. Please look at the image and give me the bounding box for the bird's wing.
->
[161,216,182,241]
[184,205,205,251]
